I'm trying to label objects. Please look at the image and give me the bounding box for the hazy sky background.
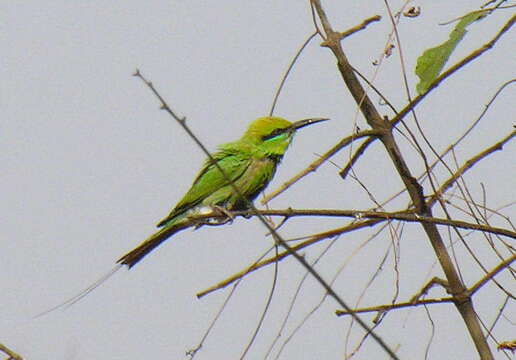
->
[2,1,514,359]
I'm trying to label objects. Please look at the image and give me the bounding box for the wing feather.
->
[157,149,251,227]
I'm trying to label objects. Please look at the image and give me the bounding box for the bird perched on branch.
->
[118,116,328,268]
[36,116,327,317]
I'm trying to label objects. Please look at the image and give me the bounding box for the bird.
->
[117,116,328,268]
[35,116,327,317]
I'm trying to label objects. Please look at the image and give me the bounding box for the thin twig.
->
[428,129,516,206]
[310,2,513,359]
[195,204,516,298]
[389,14,515,128]
[411,277,450,303]
[468,255,516,296]
[261,130,381,204]
[187,283,239,359]
[231,209,516,239]
[336,296,454,316]
[336,256,516,316]
[321,15,382,45]
[265,17,515,207]
[339,136,376,179]
[486,295,510,337]
[272,236,343,359]
[265,237,338,358]
[0,343,23,360]
[361,80,515,212]
[239,246,279,359]
[269,32,318,116]
[197,219,380,298]
[187,246,276,359]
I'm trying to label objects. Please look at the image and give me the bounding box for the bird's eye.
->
[262,128,288,141]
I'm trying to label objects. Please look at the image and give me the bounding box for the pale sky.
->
[2,1,514,359]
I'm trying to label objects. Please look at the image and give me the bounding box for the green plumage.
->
[118,116,327,268]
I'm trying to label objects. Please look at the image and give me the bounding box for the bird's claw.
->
[211,205,235,224]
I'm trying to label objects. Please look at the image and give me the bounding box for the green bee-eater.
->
[36,116,328,316]
[118,116,328,268]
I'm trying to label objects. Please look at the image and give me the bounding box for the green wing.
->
[202,156,277,209]
[157,149,252,227]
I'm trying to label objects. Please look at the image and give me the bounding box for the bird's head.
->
[242,116,328,156]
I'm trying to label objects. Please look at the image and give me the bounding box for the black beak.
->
[291,117,329,131]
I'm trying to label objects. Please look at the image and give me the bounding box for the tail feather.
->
[35,219,187,317]
[117,223,185,268]
[34,264,123,318]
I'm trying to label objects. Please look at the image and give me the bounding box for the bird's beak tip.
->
[292,117,330,130]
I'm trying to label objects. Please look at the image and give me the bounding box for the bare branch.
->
[134,69,395,357]
[469,255,516,296]
[429,129,516,206]
[309,2,515,359]
[197,219,380,298]
[0,343,23,360]
[339,136,376,179]
[242,209,516,239]
[265,21,515,207]
[389,14,515,128]
[261,130,381,204]
[335,256,516,317]
[411,277,451,303]
[270,32,318,116]
[321,15,382,45]
[336,297,454,316]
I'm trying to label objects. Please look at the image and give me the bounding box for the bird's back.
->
[157,143,280,227]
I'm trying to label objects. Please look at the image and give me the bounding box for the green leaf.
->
[415,10,488,95]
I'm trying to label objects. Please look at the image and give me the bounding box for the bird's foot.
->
[210,205,235,224]
[190,205,234,228]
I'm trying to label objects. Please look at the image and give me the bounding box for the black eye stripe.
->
[262,127,289,141]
